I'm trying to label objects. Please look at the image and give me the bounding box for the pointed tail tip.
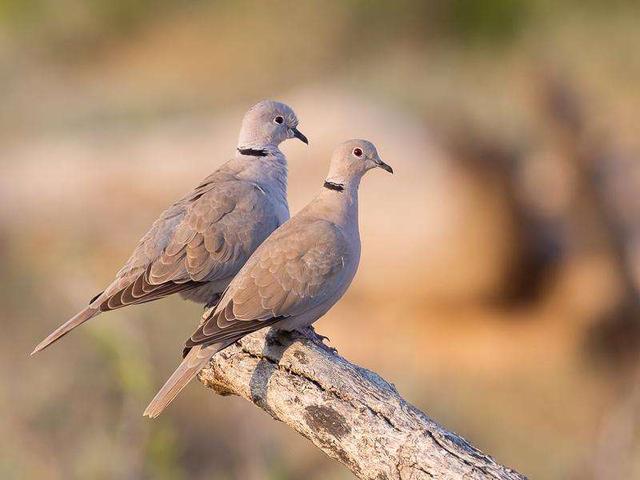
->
[142,345,212,420]
[143,393,175,419]
[29,307,99,357]
[30,334,59,356]
[142,405,160,418]
[30,339,51,356]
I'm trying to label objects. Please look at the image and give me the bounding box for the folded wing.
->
[185,218,351,350]
[96,178,281,311]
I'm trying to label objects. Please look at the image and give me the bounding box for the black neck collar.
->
[323,181,344,192]
[237,147,268,157]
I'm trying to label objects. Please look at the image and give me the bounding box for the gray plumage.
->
[144,139,393,417]
[31,100,308,355]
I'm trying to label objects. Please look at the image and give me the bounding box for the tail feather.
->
[31,307,100,355]
[143,343,221,418]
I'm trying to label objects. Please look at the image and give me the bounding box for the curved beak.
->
[375,158,393,174]
[291,127,309,145]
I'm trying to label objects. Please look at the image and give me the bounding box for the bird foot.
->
[302,326,337,354]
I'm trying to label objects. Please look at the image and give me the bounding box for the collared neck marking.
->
[238,147,268,157]
[323,181,344,192]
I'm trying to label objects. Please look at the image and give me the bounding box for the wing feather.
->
[96,176,281,311]
[185,219,351,349]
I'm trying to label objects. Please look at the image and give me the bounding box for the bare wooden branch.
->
[197,328,526,479]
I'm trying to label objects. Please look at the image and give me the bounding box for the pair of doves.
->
[31,100,393,417]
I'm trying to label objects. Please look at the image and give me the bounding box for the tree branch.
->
[197,328,527,479]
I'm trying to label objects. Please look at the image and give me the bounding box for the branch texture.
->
[197,328,527,480]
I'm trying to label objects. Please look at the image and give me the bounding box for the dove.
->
[143,139,393,417]
[31,100,308,355]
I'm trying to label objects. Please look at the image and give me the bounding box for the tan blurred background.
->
[2,1,640,479]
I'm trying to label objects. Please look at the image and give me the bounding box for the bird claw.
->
[323,344,338,354]
[303,326,337,354]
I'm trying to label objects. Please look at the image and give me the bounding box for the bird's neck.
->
[235,149,288,205]
[322,173,362,202]
[236,143,282,157]
[236,119,282,150]
[315,179,360,233]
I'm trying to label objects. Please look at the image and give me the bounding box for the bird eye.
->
[274,116,284,124]
[352,147,363,157]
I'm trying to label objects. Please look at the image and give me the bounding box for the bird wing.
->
[95,173,282,311]
[185,218,351,348]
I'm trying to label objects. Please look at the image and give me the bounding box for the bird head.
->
[324,139,392,189]
[237,100,308,149]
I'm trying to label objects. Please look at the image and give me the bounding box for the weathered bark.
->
[197,327,526,480]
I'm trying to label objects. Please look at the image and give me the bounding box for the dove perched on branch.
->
[144,139,392,417]
[32,100,308,355]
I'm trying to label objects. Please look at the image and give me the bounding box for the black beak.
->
[291,127,309,145]
[376,159,393,174]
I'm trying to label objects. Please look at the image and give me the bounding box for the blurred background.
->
[2,1,640,478]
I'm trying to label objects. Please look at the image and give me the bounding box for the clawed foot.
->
[301,326,337,354]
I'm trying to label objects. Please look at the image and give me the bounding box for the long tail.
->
[31,307,101,355]
[143,343,222,418]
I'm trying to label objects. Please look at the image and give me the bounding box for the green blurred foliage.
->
[0,0,173,32]
[0,0,591,60]
[448,0,530,44]
[0,0,42,26]
[146,423,186,480]
[89,325,152,398]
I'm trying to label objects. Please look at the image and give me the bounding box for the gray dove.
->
[32,100,308,355]
[144,139,393,417]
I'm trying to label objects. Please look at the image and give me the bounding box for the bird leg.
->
[301,325,338,354]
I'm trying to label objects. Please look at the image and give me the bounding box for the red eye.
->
[274,116,284,124]
[353,147,363,157]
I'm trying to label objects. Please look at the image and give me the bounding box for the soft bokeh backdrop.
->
[2,1,640,479]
